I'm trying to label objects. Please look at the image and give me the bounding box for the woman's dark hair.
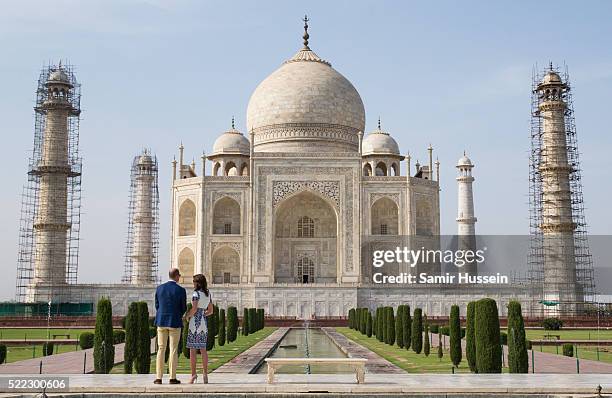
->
[193,274,209,296]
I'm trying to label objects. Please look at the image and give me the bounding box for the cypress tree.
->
[475,298,502,373]
[403,305,412,350]
[450,304,462,367]
[93,297,115,374]
[248,308,257,333]
[366,311,373,337]
[227,306,238,343]
[207,304,218,351]
[507,301,528,373]
[372,312,377,338]
[218,308,226,346]
[258,308,265,331]
[242,308,249,336]
[124,301,138,374]
[396,305,404,348]
[411,308,423,354]
[135,301,150,374]
[423,315,430,356]
[466,301,477,372]
[348,308,355,329]
[437,331,443,360]
[386,307,395,345]
[182,316,190,359]
[376,307,384,342]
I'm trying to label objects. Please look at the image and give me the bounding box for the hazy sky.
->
[1,1,611,300]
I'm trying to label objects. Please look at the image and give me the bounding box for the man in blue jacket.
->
[154,268,187,384]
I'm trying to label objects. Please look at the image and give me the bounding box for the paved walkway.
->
[0,339,155,374]
[432,332,612,373]
[214,328,290,373]
[322,327,404,374]
[0,373,608,395]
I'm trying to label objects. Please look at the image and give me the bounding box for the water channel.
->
[256,327,354,374]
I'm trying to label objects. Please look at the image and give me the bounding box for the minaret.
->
[456,152,477,276]
[536,68,578,311]
[32,65,81,293]
[124,150,159,284]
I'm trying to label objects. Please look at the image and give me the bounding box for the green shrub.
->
[148,327,156,338]
[562,343,573,357]
[248,308,257,334]
[348,308,355,329]
[411,308,423,354]
[42,342,54,356]
[402,305,411,350]
[94,297,115,374]
[543,318,563,330]
[437,332,443,360]
[507,301,528,373]
[218,308,226,346]
[450,305,462,367]
[207,305,218,351]
[242,308,249,336]
[135,301,150,374]
[227,306,238,343]
[376,307,384,342]
[500,332,507,346]
[79,332,94,350]
[0,345,6,364]
[440,326,450,336]
[466,301,477,372]
[423,316,430,356]
[123,302,138,374]
[474,298,502,373]
[395,305,404,348]
[113,329,125,344]
[181,316,190,359]
[386,307,395,345]
[526,340,532,350]
[430,324,439,334]
[120,316,127,330]
[372,313,377,338]
[258,308,265,330]
[366,311,373,337]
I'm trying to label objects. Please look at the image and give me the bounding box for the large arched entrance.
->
[273,191,337,284]
[211,246,240,284]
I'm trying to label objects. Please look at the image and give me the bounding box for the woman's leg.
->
[189,348,197,376]
[200,348,208,375]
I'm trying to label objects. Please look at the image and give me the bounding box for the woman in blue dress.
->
[183,274,213,383]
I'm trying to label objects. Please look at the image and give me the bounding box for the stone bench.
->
[264,357,368,384]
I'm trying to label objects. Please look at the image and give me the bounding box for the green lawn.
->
[524,329,612,341]
[0,328,93,340]
[2,344,80,363]
[111,327,276,374]
[336,327,471,373]
[530,342,612,364]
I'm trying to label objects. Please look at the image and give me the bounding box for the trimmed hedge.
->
[423,315,430,356]
[135,301,151,374]
[42,342,54,356]
[411,308,423,354]
[465,301,477,372]
[113,329,126,344]
[79,332,94,350]
[474,298,502,373]
[257,308,265,331]
[386,307,395,345]
[123,301,138,374]
[543,318,563,331]
[500,332,507,346]
[449,304,462,367]
[395,305,404,348]
[430,324,439,334]
[242,307,249,336]
[227,306,238,343]
[376,307,384,342]
[563,343,573,357]
[366,311,373,337]
[348,308,356,329]
[402,305,411,350]
[218,308,226,346]
[182,315,190,359]
[437,331,443,359]
[248,308,257,334]
[0,344,6,364]
[507,300,528,373]
[94,297,115,374]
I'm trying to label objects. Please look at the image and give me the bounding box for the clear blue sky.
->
[1,1,611,300]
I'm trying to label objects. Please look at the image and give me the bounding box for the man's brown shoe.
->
[153,379,162,384]
[169,379,181,384]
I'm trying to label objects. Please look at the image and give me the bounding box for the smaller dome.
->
[137,153,153,166]
[541,71,562,85]
[457,152,473,167]
[47,68,71,85]
[211,128,250,156]
[362,127,400,156]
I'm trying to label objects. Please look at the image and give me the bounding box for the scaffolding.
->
[527,64,596,316]
[15,63,82,303]
[122,149,160,284]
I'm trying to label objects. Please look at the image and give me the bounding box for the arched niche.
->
[178,247,194,285]
[178,199,196,236]
[212,197,240,234]
[371,197,399,235]
[211,246,240,284]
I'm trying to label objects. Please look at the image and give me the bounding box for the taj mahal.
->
[17,18,593,318]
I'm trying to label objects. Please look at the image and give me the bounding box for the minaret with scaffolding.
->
[528,64,595,315]
[122,149,160,284]
[15,63,82,303]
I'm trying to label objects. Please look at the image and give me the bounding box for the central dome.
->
[246,38,365,153]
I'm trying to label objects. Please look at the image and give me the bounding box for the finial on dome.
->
[302,15,310,49]
[549,61,553,71]
[377,116,381,130]
[231,115,235,129]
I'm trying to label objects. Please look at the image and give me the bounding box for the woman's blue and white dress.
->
[187,290,210,349]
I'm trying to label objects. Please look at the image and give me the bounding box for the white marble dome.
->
[362,128,400,156]
[542,71,562,84]
[246,46,365,153]
[211,128,250,156]
[457,153,473,167]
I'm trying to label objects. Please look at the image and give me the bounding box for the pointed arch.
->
[212,246,240,284]
[213,197,241,234]
[178,199,196,236]
[375,162,387,176]
[363,163,373,176]
[177,247,194,284]
[371,197,399,235]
